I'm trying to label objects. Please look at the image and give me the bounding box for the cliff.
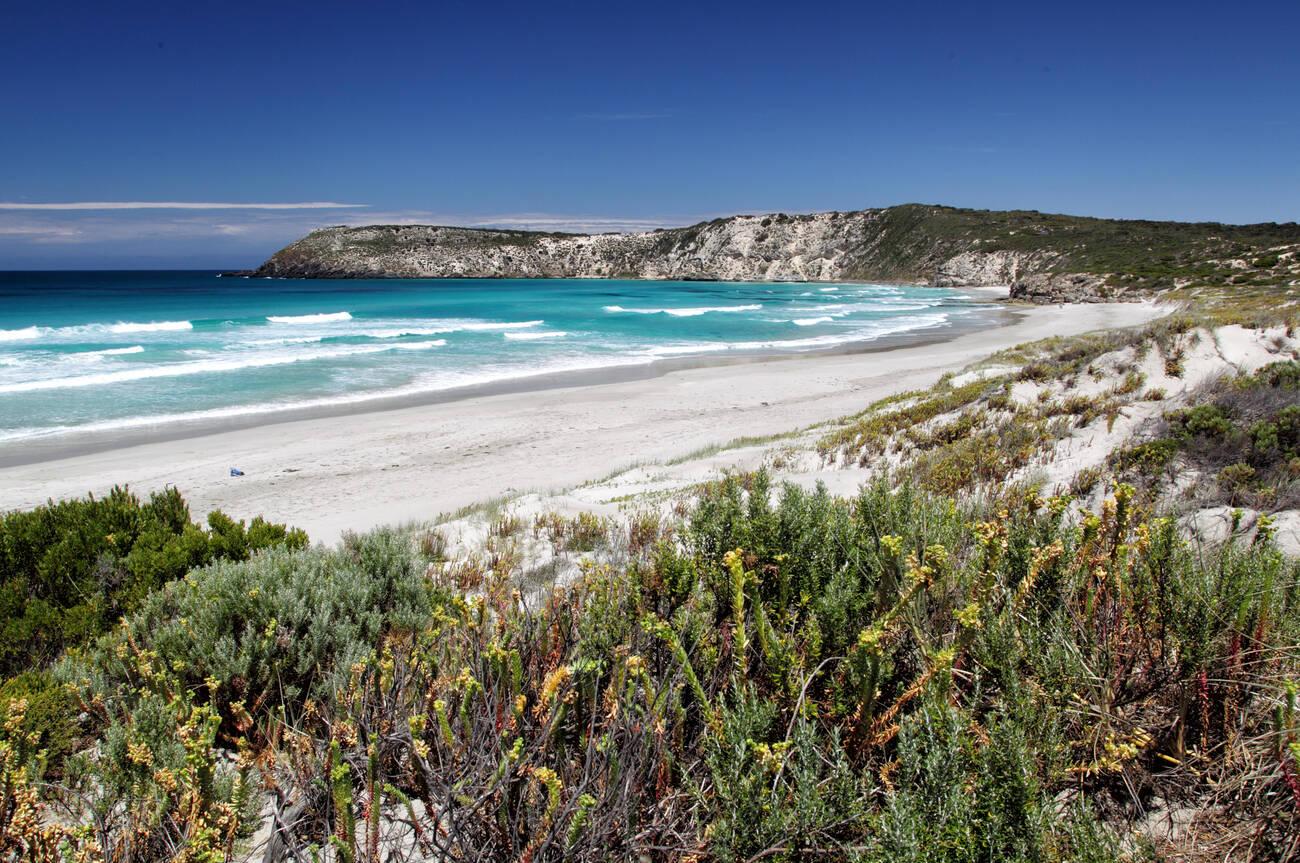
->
[246,204,1300,302]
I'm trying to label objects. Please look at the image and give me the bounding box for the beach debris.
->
[230,467,244,477]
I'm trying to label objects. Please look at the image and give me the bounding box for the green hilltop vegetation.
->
[2,308,1300,861]
[859,205,1300,291]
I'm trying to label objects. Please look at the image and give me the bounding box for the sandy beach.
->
[0,296,1167,544]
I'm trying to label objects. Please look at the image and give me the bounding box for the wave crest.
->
[0,320,190,341]
[0,339,446,394]
[107,320,192,334]
[266,311,352,324]
[603,304,762,317]
[504,331,567,341]
[0,326,41,342]
[79,345,146,356]
[643,313,950,356]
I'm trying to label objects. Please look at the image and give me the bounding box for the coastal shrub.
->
[0,486,306,678]
[533,510,612,553]
[9,473,1299,860]
[819,378,997,465]
[1217,462,1258,503]
[1069,465,1103,496]
[68,528,438,741]
[908,416,1056,495]
[1115,360,1300,510]
[1113,437,1180,476]
[1169,403,1233,439]
[0,671,77,774]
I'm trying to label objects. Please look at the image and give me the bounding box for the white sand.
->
[0,301,1167,544]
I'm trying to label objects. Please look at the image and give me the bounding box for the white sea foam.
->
[865,302,940,312]
[107,320,192,334]
[239,335,327,347]
[643,313,950,356]
[360,327,451,339]
[603,304,762,317]
[238,320,540,347]
[0,340,445,394]
[451,320,544,331]
[0,320,190,341]
[79,345,146,356]
[0,282,978,443]
[770,301,940,324]
[266,311,352,324]
[0,326,41,342]
[364,320,543,335]
[391,339,447,350]
[504,331,567,341]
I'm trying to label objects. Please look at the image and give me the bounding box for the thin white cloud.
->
[0,201,368,210]
[0,224,82,238]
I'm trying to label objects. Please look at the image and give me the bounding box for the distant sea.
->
[0,272,999,444]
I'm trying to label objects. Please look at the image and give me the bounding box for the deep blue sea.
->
[0,272,997,443]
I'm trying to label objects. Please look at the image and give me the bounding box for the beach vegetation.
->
[0,486,306,678]
[1111,359,1300,511]
[1,469,1294,861]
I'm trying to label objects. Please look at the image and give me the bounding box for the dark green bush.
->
[0,670,78,772]
[1168,403,1233,439]
[0,486,307,678]
[1113,437,1180,475]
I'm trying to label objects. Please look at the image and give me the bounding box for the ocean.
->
[0,272,999,444]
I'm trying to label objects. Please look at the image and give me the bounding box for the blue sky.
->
[2,0,1297,268]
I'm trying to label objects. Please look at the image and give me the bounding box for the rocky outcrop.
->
[931,250,1052,288]
[244,204,1300,300]
[1009,272,1117,304]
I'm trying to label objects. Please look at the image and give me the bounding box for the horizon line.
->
[0,202,370,211]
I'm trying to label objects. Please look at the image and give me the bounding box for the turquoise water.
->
[0,272,997,443]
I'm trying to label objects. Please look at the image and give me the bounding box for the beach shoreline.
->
[0,296,1165,544]
[0,298,1011,467]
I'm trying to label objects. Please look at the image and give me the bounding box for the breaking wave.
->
[603,304,762,317]
[266,312,352,324]
[0,340,446,394]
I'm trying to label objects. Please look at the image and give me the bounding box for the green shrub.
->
[1217,462,1258,503]
[0,486,306,677]
[14,473,1300,860]
[0,670,78,773]
[1168,403,1233,439]
[69,528,438,737]
[1117,361,1300,510]
[1113,437,1180,476]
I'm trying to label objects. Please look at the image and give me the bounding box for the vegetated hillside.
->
[245,204,1300,302]
[6,313,1300,862]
